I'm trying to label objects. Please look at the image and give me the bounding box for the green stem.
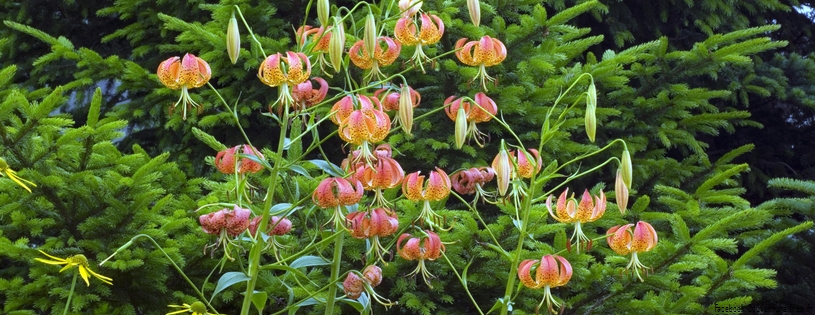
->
[441,252,485,315]
[324,232,345,315]
[62,272,78,315]
[239,106,290,315]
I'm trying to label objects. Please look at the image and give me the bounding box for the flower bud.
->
[329,17,345,73]
[585,99,596,142]
[467,0,481,27]
[364,12,377,59]
[491,143,512,196]
[587,81,597,109]
[621,148,632,188]
[454,106,467,149]
[363,265,383,287]
[399,86,414,136]
[615,168,629,214]
[226,12,240,64]
[317,0,330,26]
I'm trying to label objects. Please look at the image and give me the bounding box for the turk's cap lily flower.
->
[348,37,402,70]
[513,148,542,179]
[330,94,382,125]
[363,265,383,287]
[402,168,452,202]
[375,85,421,112]
[547,188,606,223]
[338,106,392,145]
[296,25,332,52]
[451,167,495,195]
[455,36,506,67]
[292,77,329,111]
[444,93,497,123]
[346,208,399,239]
[157,54,212,120]
[607,221,658,255]
[158,54,211,90]
[35,250,112,286]
[214,144,265,175]
[258,51,312,87]
[394,13,445,47]
[396,230,444,261]
[312,177,364,208]
[518,254,572,289]
[248,215,292,236]
[343,271,365,299]
[0,157,36,193]
[349,155,406,191]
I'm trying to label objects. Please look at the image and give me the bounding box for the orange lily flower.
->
[258,51,312,111]
[157,53,212,120]
[346,207,399,263]
[455,35,507,91]
[348,37,401,80]
[394,13,444,72]
[397,230,445,287]
[403,168,452,229]
[518,255,572,314]
[444,92,497,147]
[607,221,658,281]
[547,188,607,253]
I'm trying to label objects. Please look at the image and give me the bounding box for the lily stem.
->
[324,231,345,315]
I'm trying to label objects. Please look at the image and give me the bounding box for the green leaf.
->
[251,291,268,314]
[211,272,250,300]
[307,160,344,177]
[87,87,102,127]
[290,255,330,269]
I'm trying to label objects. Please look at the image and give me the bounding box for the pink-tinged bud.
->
[467,0,481,27]
[491,145,512,196]
[329,17,345,72]
[398,0,422,17]
[615,168,629,213]
[226,12,240,64]
[621,148,632,188]
[363,265,383,287]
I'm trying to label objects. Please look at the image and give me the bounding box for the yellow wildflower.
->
[35,250,112,286]
[0,157,36,193]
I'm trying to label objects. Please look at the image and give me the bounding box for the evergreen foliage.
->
[0,0,812,314]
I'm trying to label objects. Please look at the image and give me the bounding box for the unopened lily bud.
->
[585,100,596,142]
[317,0,330,27]
[621,148,632,188]
[226,12,240,64]
[329,17,345,72]
[454,106,467,149]
[491,142,512,196]
[363,265,383,287]
[399,0,422,17]
[467,0,481,27]
[399,86,414,136]
[364,12,377,59]
[587,81,597,109]
[615,168,628,214]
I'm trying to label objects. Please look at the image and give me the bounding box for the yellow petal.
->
[34,258,67,265]
[78,266,91,286]
[87,268,113,285]
[58,262,78,273]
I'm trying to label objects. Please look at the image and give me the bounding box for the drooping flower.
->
[343,266,396,307]
[346,208,399,263]
[258,51,312,111]
[607,221,658,282]
[444,93,498,147]
[512,148,542,179]
[346,155,405,207]
[312,177,364,229]
[348,37,401,80]
[214,145,265,175]
[199,205,252,260]
[291,77,329,113]
[167,301,221,315]
[403,168,452,230]
[517,255,572,314]
[296,25,337,72]
[451,167,495,203]
[547,188,606,253]
[397,230,445,287]
[394,13,445,72]
[249,215,292,259]
[157,53,212,120]
[35,250,113,286]
[455,36,507,91]
[330,94,382,126]
[338,104,391,146]
[0,157,36,193]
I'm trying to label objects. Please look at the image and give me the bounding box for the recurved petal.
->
[553,255,573,287]
[402,172,425,201]
[518,259,541,289]
[536,255,559,287]
[424,167,451,201]
[632,221,658,252]
[419,14,444,44]
[607,224,633,255]
[157,56,181,89]
[258,53,285,87]
[394,17,419,46]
